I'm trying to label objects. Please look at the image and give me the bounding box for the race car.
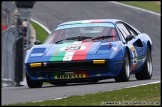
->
[25,19,153,88]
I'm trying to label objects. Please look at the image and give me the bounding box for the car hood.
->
[25,41,124,63]
[45,41,101,56]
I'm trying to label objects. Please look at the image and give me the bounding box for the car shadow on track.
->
[41,79,140,89]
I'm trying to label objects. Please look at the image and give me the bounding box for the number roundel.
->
[60,45,86,51]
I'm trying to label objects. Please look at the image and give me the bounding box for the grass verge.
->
[119,1,160,13]
[30,20,49,43]
[5,83,160,106]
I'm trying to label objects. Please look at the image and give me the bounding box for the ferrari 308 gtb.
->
[25,19,153,88]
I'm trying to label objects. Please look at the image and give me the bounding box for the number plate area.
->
[54,72,87,79]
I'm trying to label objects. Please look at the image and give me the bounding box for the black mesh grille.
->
[28,61,107,72]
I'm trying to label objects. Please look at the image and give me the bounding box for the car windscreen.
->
[44,23,119,44]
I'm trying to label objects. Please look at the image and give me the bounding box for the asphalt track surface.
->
[2,1,160,105]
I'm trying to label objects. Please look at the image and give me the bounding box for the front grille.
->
[28,60,107,72]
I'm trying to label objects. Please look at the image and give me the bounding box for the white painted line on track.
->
[32,97,67,103]
[104,81,161,92]
[111,1,160,16]
[51,97,67,100]
[30,18,52,34]
[124,81,160,89]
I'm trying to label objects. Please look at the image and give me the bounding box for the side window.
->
[124,23,138,36]
[116,23,130,39]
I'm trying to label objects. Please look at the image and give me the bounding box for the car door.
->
[124,22,146,59]
[116,22,146,71]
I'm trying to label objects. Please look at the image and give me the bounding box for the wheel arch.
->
[125,46,131,64]
[147,41,152,52]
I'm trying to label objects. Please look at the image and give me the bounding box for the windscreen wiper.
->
[92,36,115,40]
[66,36,92,40]
[55,39,65,44]
[55,36,92,44]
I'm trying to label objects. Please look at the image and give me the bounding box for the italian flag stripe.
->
[72,42,92,61]
[50,43,72,61]
[63,41,82,61]
[50,41,92,62]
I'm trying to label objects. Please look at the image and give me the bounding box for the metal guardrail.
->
[1,27,17,87]
[1,1,33,87]
[1,2,19,87]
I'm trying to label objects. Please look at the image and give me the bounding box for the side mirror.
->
[125,35,134,42]
[34,40,41,45]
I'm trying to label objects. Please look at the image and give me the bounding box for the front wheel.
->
[135,47,153,80]
[115,51,130,82]
[26,73,43,88]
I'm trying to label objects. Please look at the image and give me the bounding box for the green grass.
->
[5,83,160,106]
[120,1,161,13]
[30,21,49,43]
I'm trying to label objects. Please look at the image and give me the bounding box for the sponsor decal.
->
[130,44,135,51]
[130,64,136,71]
[129,44,137,71]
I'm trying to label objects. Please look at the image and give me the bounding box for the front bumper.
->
[25,59,124,81]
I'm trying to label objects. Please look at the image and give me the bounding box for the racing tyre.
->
[26,73,43,88]
[135,47,153,80]
[115,51,130,82]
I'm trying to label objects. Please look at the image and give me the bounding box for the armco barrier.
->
[2,26,25,87]
[1,27,17,86]
[2,1,32,87]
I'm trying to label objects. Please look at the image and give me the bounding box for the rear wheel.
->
[115,51,130,82]
[135,47,153,80]
[26,73,43,88]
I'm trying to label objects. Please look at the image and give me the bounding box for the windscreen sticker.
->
[56,23,115,30]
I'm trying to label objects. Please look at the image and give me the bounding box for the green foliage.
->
[30,21,49,43]
[120,1,160,13]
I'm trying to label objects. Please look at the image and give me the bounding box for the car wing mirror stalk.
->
[34,40,41,45]
[126,35,134,42]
